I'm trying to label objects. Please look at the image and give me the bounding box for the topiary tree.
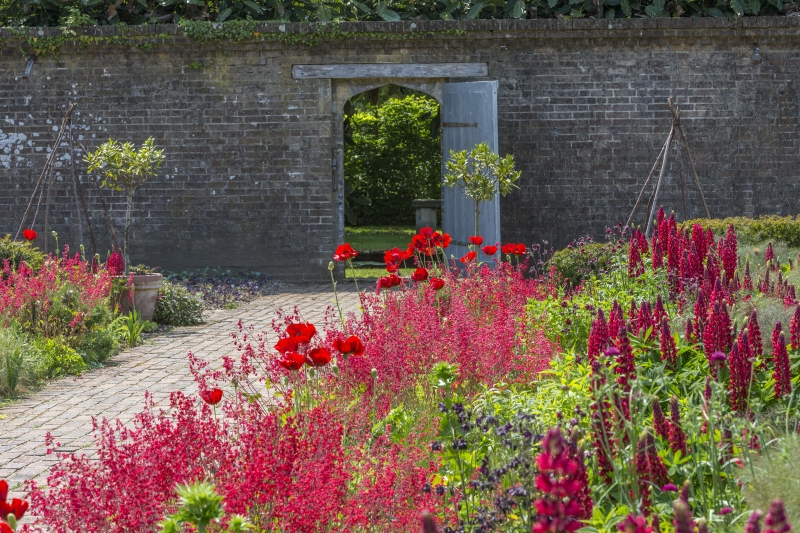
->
[85,138,165,273]
[443,142,521,238]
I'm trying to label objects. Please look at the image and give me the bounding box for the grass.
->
[344,226,419,251]
[345,267,415,279]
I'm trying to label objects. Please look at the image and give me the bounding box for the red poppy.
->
[440,233,452,248]
[333,243,358,261]
[377,274,402,290]
[0,480,7,503]
[430,278,445,290]
[412,234,435,256]
[460,251,477,263]
[411,267,429,282]
[8,498,28,520]
[274,336,299,354]
[482,245,498,256]
[469,236,483,246]
[200,388,223,406]
[334,335,365,357]
[306,347,331,367]
[286,322,316,343]
[501,243,516,254]
[22,229,38,241]
[278,351,305,371]
[514,243,527,255]
[0,522,11,533]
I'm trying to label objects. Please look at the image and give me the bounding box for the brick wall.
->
[1,18,799,280]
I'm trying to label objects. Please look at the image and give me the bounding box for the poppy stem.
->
[330,269,346,331]
[348,258,360,294]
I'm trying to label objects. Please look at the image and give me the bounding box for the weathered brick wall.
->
[1,19,799,279]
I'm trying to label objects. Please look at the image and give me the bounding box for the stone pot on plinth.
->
[115,273,164,322]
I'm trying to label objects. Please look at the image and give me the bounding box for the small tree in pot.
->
[85,137,165,272]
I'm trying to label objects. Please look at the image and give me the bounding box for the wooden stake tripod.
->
[626,97,711,237]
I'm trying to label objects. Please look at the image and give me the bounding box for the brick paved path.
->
[0,284,361,500]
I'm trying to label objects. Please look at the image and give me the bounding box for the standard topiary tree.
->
[85,138,165,273]
[443,142,521,238]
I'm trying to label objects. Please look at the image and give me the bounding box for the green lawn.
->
[344,226,421,251]
[345,267,415,279]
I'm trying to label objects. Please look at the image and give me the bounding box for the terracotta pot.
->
[115,273,164,322]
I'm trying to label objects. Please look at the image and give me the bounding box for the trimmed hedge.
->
[153,281,204,326]
[683,215,800,247]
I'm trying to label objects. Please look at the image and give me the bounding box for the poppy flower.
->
[482,245,498,256]
[0,522,11,533]
[501,243,516,254]
[377,274,402,290]
[439,233,452,248]
[306,347,331,367]
[334,335,365,357]
[22,229,38,241]
[0,480,7,502]
[333,243,358,261]
[515,243,528,255]
[412,234,435,256]
[278,351,305,371]
[385,263,399,273]
[200,388,223,405]
[274,337,299,354]
[8,498,28,520]
[286,322,316,343]
[460,251,477,263]
[411,268,429,282]
[469,235,483,246]
[430,278,445,290]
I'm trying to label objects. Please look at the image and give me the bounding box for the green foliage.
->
[0,235,44,272]
[344,225,416,251]
[684,215,800,247]
[740,435,800,527]
[344,93,441,226]
[33,337,87,379]
[550,242,623,287]
[78,324,120,367]
[159,481,252,533]
[444,142,520,236]
[120,310,145,347]
[1,0,791,29]
[0,326,38,398]
[153,281,204,326]
[85,137,165,196]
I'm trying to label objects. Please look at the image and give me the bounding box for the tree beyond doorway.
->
[343,85,441,227]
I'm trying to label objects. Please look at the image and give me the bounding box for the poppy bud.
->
[331,364,339,375]
[371,368,378,379]
[328,261,335,271]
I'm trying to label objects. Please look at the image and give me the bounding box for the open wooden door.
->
[441,80,500,262]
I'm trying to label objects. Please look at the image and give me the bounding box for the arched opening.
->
[342,84,441,277]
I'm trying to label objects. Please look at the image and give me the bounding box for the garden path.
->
[0,283,361,499]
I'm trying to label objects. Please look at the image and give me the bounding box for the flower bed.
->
[7,210,800,533]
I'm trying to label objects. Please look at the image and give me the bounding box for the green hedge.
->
[0,0,789,29]
[550,241,625,287]
[683,215,800,247]
[0,235,44,272]
[153,281,204,326]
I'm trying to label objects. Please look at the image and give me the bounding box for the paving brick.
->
[0,284,360,492]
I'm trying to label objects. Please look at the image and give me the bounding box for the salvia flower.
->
[773,332,792,398]
[200,388,223,405]
[533,428,592,533]
[765,499,792,533]
[652,398,670,440]
[668,396,688,455]
[765,242,775,263]
[746,510,764,533]
[790,305,800,350]
[659,317,677,367]
[673,500,694,533]
[748,310,764,359]
[587,310,610,363]
[107,251,125,276]
[333,243,358,261]
[22,229,38,241]
[618,514,653,533]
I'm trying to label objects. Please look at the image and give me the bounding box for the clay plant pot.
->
[115,273,164,322]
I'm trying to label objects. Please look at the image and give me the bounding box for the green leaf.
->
[465,2,486,19]
[216,7,232,20]
[548,0,558,8]
[351,0,374,13]
[704,6,726,15]
[511,0,525,17]
[378,7,401,19]
[244,0,264,12]
[731,0,745,14]
[748,0,761,12]
[604,6,615,16]
[620,0,632,18]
